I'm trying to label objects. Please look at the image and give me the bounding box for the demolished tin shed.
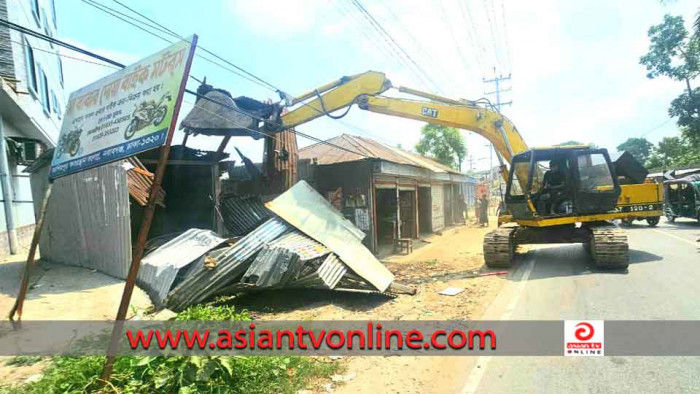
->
[299,134,477,253]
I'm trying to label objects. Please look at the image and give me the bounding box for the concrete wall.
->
[0,0,64,258]
[5,0,64,145]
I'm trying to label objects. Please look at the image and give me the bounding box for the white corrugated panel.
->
[431,185,444,232]
[30,161,132,279]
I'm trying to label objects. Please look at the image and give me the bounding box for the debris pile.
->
[137,181,404,311]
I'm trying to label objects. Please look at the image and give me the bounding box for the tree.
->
[640,14,700,142]
[415,124,466,170]
[617,137,653,163]
[647,134,700,168]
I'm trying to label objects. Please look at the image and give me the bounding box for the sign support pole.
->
[8,181,54,322]
[100,35,198,383]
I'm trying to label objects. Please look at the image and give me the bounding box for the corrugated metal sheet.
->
[220,195,271,235]
[241,246,302,287]
[266,181,394,292]
[240,230,330,288]
[136,229,227,306]
[165,217,290,311]
[264,129,299,192]
[125,157,165,207]
[267,231,330,260]
[299,134,461,175]
[29,161,132,279]
[288,254,348,289]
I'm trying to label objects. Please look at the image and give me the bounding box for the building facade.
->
[0,0,64,255]
[299,134,477,254]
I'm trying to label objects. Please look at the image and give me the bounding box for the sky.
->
[54,0,699,171]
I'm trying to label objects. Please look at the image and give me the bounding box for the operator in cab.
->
[541,159,568,214]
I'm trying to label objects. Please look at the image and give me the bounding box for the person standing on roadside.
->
[480,194,489,227]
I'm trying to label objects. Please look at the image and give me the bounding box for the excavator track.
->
[588,226,629,269]
[484,227,516,268]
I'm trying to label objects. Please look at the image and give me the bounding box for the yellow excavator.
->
[237,71,663,269]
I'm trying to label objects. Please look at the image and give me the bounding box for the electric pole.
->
[483,67,512,214]
[483,67,512,112]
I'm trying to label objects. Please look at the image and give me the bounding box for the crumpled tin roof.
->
[137,229,227,306]
[165,217,291,311]
[298,134,462,174]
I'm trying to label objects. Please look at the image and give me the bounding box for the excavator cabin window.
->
[529,154,573,216]
[505,148,621,219]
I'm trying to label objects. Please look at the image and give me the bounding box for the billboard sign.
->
[49,37,196,179]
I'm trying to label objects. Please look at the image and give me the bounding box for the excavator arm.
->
[277,71,528,182]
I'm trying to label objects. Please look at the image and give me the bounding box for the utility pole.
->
[483,67,512,112]
[483,67,512,214]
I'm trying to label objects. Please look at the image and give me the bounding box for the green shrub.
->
[1,304,338,393]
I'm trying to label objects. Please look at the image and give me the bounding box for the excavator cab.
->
[505,147,621,220]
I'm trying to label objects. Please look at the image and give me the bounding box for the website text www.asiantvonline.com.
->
[126,322,497,352]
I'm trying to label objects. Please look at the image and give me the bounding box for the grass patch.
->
[175,303,250,321]
[0,303,339,394]
[424,259,439,266]
[1,355,338,394]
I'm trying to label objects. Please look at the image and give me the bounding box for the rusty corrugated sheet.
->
[298,134,461,174]
[264,129,298,192]
[125,157,165,207]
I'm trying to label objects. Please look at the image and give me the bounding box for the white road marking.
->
[460,256,536,394]
[652,229,698,247]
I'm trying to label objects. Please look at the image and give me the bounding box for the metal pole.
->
[100,35,198,383]
[0,116,18,254]
[8,181,53,321]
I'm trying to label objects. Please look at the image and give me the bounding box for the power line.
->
[84,0,383,139]
[331,0,406,74]
[499,0,512,72]
[350,0,444,94]
[8,39,120,69]
[1,17,374,159]
[374,0,455,90]
[79,0,270,89]
[482,0,504,72]
[110,0,180,38]
[641,119,673,137]
[456,0,485,76]
[437,0,473,81]
[99,0,278,92]
[0,17,126,68]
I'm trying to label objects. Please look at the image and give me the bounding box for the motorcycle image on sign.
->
[56,128,83,157]
[123,93,172,140]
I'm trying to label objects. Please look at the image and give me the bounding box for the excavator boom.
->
[278,71,527,182]
[245,70,664,270]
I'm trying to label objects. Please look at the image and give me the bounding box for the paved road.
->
[461,218,700,394]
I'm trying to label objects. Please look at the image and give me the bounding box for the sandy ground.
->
[227,217,507,394]
[0,253,152,385]
[0,218,504,392]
